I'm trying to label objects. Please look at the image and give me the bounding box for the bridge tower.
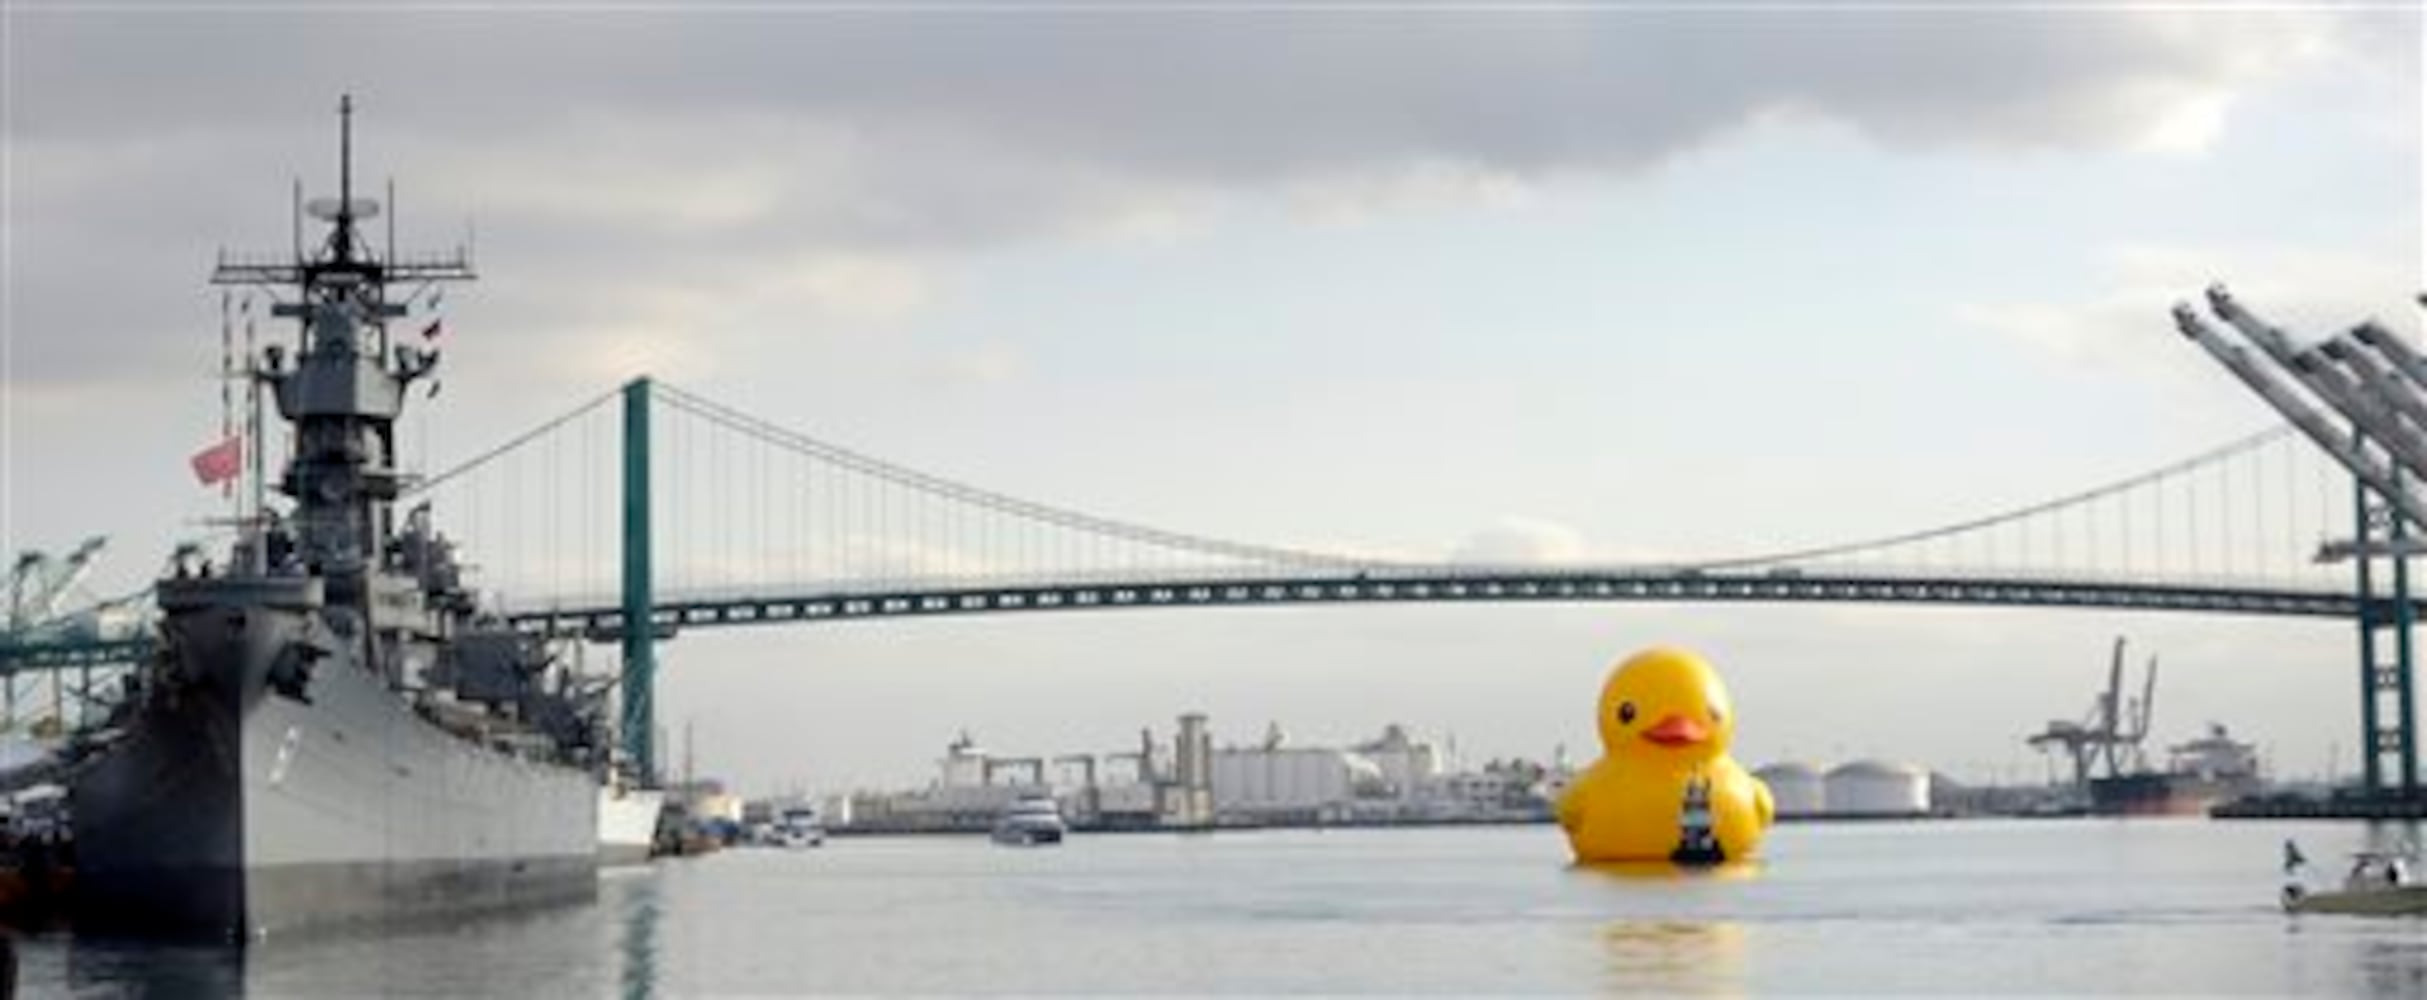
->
[2352,455,2419,797]
[621,377,657,782]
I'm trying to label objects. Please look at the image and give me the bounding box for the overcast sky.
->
[4,4,2422,794]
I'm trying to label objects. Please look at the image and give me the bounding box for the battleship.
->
[68,99,607,939]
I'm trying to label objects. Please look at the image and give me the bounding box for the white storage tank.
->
[1753,761,1826,819]
[1823,760,1930,817]
[1210,747,1386,820]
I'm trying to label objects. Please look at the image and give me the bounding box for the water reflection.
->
[2358,818,2425,855]
[614,872,662,1000]
[41,887,618,996]
[1599,919,1748,996]
[63,938,243,998]
[1570,859,1764,883]
[1568,861,1758,994]
[2356,936,2427,996]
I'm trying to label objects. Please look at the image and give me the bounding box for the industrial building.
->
[835,714,1557,832]
[845,718,1216,833]
[1209,723,1391,824]
[843,733,1056,832]
[1355,723,1445,797]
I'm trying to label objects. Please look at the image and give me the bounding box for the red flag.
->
[190,435,242,487]
[421,318,444,340]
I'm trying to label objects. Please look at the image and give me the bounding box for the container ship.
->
[69,99,606,939]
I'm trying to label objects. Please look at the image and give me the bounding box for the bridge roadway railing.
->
[497,566,2372,639]
[0,567,2378,668]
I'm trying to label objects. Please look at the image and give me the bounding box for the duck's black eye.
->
[1710,707,1725,725]
[1617,702,1637,725]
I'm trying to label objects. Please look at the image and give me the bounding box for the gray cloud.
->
[12,8,2349,162]
[8,7,2375,387]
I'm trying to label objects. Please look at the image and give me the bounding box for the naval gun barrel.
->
[2206,287,2427,480]
[2172,303,2427,528]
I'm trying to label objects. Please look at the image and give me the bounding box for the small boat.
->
[1669,774,1724,867]
[991,795,1066,846]
[2281,845,2427,915]
[775,805,826,849]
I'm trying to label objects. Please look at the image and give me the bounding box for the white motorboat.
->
[2282,844,2427,915]
[991,795,1066,846]
[775,804,826,849]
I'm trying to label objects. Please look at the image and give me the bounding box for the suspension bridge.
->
[9,294,2426,799]
[393,373,2420,792]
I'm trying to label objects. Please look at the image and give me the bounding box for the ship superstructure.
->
[69,98,604,939]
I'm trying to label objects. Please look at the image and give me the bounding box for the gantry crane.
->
[2028,637,2158,788]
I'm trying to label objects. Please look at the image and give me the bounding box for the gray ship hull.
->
[71,585,597,940]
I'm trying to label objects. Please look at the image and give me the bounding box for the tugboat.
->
[1669,773,1725,866]
[68,98,605,939]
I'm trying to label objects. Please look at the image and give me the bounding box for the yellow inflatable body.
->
[1557,647,1773,865]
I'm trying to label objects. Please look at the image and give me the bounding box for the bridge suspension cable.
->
[1708,425,2298,572]
[409,386,622,497]
[650,381,1369,573]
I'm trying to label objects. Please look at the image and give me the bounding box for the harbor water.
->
[28,819,2427,995]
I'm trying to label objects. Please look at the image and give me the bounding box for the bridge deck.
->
[499,570,2374,638]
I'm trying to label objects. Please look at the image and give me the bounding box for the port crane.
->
[2027,637,2157,788]
[1,537,158,735]
[6,537,109,634]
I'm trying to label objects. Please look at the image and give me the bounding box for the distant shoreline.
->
[820,811,1971,838]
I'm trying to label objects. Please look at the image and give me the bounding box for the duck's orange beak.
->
[1641,714,1708,748]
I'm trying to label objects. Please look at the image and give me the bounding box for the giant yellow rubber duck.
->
[1557,647,1773,865]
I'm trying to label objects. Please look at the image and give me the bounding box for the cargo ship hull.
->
[2088,772,2248,817]
[70,590,596,940]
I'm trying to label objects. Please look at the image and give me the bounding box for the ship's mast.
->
[209,95,473,606]
[339,95,352,220]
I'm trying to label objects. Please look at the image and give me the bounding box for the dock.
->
[2212,794,2427,821]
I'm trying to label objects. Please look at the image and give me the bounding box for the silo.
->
[1823,760,1930,817]
[1172,713,1214,826]
[1753,762,1826,818]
